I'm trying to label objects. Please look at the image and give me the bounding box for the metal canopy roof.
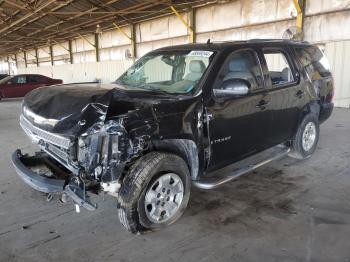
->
[0,0,213,56]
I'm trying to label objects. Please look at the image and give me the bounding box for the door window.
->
[27,75,46,83]
[13,76,27,84]
[263,50,294,86]
[294,46,331,79]
[215,50,263,90]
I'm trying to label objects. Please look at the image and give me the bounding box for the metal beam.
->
[170,6,194,43]
[95,33,100,62]
[189,8,196,43]
[68,40,73,64]
[0,0,170,54]
[35,48,39,67]
[131,23,136,61]
[7,55,10,75]
[26,0,122,38]
[77,33,95,48]
[52,40,69,52]
[23,50,27,68]
[0,0,197,55]
[49,45,54,66]
[292,0,305,39]
[2,0,75,37]
[0,0,57,34]
[14,53,18,69]
[28,0,167,41]
[112,21,135,60]
[113,22,131,41]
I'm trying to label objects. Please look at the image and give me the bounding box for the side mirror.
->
[213,79,250,98]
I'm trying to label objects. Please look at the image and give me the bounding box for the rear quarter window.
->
[294,46,331,79]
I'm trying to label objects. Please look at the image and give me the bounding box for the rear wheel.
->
[290,113,320,159]
[117,152,191,234]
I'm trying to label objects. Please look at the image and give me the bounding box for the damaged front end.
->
[76,118,147,196]
[12,99,149,212]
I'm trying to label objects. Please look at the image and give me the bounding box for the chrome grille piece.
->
[20,115,71,149]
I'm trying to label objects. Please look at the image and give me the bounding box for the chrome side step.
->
[193,146,291,190]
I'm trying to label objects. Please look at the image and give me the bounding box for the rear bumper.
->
[11,149,66,193]
[319,102,334,124]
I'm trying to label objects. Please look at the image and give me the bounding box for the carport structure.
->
[0,0,349,107]
[0,0,204,60]
[0,1,350,261]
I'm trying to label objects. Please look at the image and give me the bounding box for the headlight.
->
[23,106,59,126]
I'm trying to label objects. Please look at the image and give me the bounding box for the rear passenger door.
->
[261,47,306,145]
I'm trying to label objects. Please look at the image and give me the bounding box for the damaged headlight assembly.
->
[77,119,132,196]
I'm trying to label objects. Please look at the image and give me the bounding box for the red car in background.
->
[0,74,63,101]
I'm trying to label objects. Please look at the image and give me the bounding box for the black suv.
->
[12,39,334,234]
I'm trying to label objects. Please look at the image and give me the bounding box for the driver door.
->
[1,75,27,98]
[205,49,273,171]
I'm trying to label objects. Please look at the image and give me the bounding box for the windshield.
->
[116,50,214,94]
[0,76,12,84]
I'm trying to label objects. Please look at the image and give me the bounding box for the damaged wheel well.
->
[152,139,199,180]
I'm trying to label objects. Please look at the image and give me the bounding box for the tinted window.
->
[13,76,27,84]
[0,76,12,84]
[216,50,263,90]
[0,74,8,80]
[294,46,331,79]
[263,50,294,86]
[27,75,46,83]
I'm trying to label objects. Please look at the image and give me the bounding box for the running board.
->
[193,146,291,190]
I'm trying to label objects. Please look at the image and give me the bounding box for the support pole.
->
[23,50,27,68]
[170,6,194,43]
[189,8,196,43]
[35,48,39,67]
[292,0,305,40]
[14,53,18,69]
[49,45,54,66]
[7,55,10,75]
[95,33,100,62]
[68,40,73,64]
[131,23,136,61]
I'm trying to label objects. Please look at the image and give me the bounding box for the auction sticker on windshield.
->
[187,50,213,57]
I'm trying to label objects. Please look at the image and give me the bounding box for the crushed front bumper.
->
[11,150,97,211]
[11,150,66,193]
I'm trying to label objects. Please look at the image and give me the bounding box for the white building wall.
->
[18,60,133,84]
[325,40,350,108]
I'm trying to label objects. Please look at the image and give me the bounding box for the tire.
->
[290,113,320,159]
[117,152,191,234]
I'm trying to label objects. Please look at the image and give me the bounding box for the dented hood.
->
[22,83,170,137]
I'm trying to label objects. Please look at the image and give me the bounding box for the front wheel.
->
[117,152,191,234]
[290,113,320,159]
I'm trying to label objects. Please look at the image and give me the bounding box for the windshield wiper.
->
[136,85,173,95]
